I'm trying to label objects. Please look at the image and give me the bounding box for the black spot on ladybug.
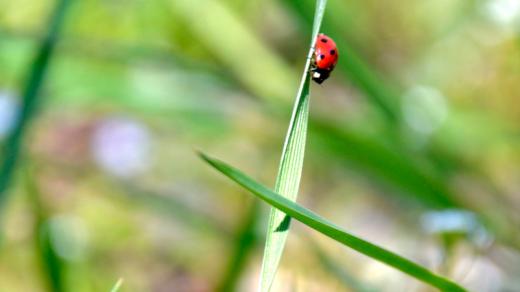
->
[330,49,336,55]
[320,38,328,43]
[319,54,325,60]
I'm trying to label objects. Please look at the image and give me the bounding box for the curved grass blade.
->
[259,1,327,290]
[199,153,467,292]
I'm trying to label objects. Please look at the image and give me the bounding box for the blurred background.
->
[1,0,520,291]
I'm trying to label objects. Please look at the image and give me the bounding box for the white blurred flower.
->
[485,0,520,25]
[402,85,448,136]
[0,91,19,138]
[92,117,152,178]
[48,215,89,261]
[421,209,478,234]
[421,209,493,248]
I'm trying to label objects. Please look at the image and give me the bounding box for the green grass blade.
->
[24,167,65,292]
[282,0,400,124]
[260,76,309,290]
[0,0,71,211]
[259,1,327,290]
[199,153,467,292]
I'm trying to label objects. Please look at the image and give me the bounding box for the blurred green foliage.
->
[0,0,519,291]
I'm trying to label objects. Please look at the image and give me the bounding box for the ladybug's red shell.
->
[311,33,339,84]
[314,34,338,70]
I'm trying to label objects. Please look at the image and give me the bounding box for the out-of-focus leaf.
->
[110,278,124,292]
[216,202,260,292]
[0,0,71,211]
[310,120,461,208]
[310,238,378,292]
[167,0,296,103]
[24,167,64,292]
[123,185,233,238]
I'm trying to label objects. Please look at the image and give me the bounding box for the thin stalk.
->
[0,0,71,212]
[259,1,327,290]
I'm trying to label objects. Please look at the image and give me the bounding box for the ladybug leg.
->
[309,65,320,79]
[307,53,317,61]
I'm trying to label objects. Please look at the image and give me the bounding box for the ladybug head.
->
[311,67,331,84]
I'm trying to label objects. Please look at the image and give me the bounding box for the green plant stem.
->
[259,1,327,290]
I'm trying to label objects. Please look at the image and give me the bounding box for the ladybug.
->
[311,33,339,84]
